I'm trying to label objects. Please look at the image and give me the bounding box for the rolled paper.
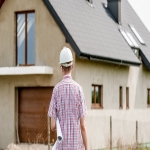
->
[56,118,63,142]
[52,142,57,150]
[52,118,63,150]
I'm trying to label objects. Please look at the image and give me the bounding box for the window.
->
[119,29,139,49]
[16,11,35,66]
[126,87,129,109]
[91,85,103,109]
[129,24,145,45]
[119,86,123,109]
[126,32,139,49]
[120,29,134,48]
[147,89,150,106]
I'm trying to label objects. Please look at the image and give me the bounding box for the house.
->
[0,0,150,149]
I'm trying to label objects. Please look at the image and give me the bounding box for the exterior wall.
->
[0,0,75,79]
[0,0,150,149]
[0,75,54,148]
[0,0,75,149]
[76,57,150,149]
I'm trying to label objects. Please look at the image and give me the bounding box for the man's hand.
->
[51,117,56,131]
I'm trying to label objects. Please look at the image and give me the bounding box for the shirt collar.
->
[63,75,72,79]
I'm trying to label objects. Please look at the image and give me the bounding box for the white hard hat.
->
[60,47,73,67]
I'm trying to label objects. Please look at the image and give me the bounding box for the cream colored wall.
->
[0,0,75,79]
[0,75,56,148]
[0,0,76,149]
[76,57,150,149]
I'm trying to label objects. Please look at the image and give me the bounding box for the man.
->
[48,47,88,150]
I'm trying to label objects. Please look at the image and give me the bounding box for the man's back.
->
[49,75,87,150]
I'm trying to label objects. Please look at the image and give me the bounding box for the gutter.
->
[80,53,141,66]
[42,0,141,67]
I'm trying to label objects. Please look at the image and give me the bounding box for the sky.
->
[127,0,150,32]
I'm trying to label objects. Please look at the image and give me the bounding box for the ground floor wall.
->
[0,75,58,149]
[1,59,150,149]
[85,110,150,149]
[76,58,150,149]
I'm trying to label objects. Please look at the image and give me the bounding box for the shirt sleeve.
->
[48,88,57,120]
[78,87,87,119]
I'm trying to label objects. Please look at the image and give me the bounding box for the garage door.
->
[18,87,56,144]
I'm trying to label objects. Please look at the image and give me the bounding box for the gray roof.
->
[42,0,148,67]
[122,0,150,68]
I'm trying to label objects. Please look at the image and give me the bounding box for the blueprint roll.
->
[56,118,63,142]
[52,142,56,150]
[52,118,63,150]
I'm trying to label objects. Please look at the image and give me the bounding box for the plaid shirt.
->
[48,75,87,150]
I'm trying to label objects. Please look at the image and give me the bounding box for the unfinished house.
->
[0,0,150,149]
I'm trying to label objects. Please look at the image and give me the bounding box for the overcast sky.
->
[127,0,150,32]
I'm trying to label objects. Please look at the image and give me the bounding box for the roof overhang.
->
[0,0,5,8]
[80,53,141,67]
[0,66,53,75]
[42,0,81,57]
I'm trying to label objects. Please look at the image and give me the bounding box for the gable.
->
[0,0,73,71]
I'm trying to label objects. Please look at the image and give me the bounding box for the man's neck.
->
[63,72,71,77]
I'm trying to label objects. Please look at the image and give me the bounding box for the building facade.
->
[0,0,150,149]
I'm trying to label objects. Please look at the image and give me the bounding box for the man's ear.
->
[71,64,73,70]
[61,66,64,72]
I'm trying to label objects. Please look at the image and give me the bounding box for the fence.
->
[3,115,150,150]
[86,115,150,150]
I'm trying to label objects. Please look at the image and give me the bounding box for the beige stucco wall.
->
[76,57,150,149]
[0,0,76,149]
[0,0,75,79]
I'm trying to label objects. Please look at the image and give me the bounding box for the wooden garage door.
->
[18,87,56,144]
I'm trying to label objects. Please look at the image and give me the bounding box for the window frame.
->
[119,86,123,109]
[91,84,103,109]
[147,89,150,107]
[129,24,145,45]
[15,10,35,66]
[126,87,129,109]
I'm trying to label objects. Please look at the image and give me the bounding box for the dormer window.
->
[129,24,145,45]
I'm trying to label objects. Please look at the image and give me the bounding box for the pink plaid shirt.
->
[48,75,87,150]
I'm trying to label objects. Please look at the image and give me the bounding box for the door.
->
[18,87,56,144]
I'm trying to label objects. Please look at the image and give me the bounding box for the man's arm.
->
[80,117,88,150]
[51,117,56,131]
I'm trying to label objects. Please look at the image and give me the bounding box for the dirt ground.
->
[6,143,49,150]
